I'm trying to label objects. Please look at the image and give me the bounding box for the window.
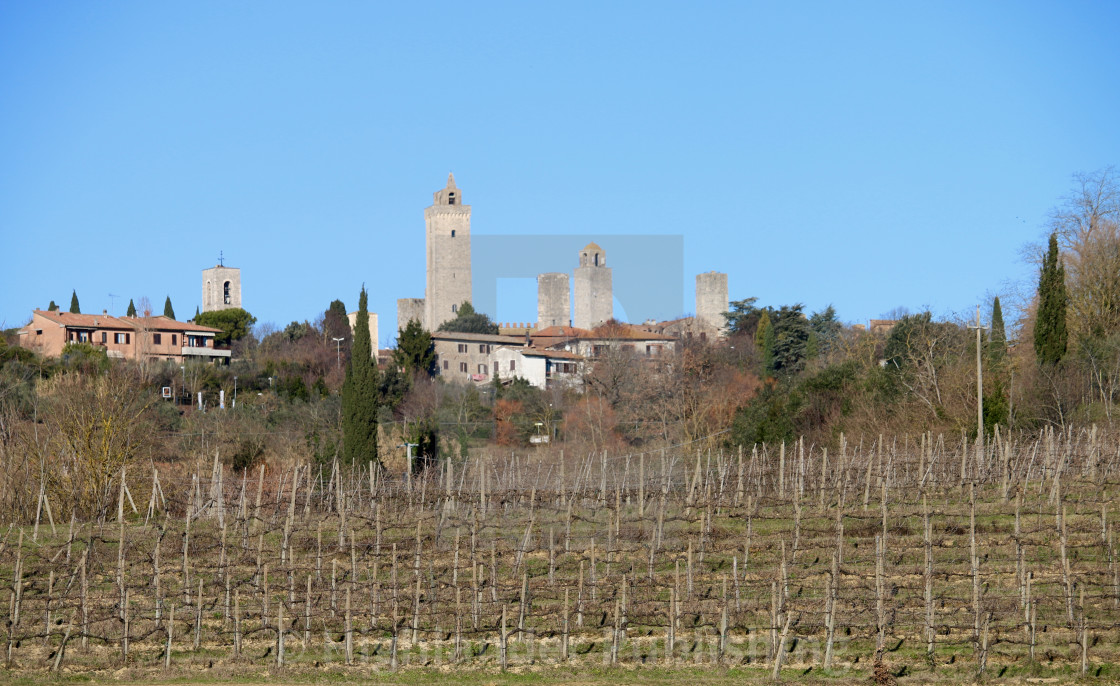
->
[621,344,635,352]
[115,332,128,344]
[172,334,177,346]
[458,343,468,353]
[78,331,89,342]
[443,360,449,370]
[479,344,489,353]
[478,363,487,375]
[509,360,516,371]
[594,254,599,266]
[101,332,107,344]
[448,192,456,205]
[223,281,231,305]
[700,332,707,341]
[452,304,458,314]
[459,362,468,373]
[153,333,162,345]
[451,230,456,237]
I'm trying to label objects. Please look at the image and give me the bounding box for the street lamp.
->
[332,337,346,370]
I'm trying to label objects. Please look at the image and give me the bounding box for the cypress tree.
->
[47,301,58,311]
[989,296,1007,366]
[755,310,775,374]
[194,305,200,322]
[393,319,437,377]
[163,296,175,319]
[342,286,380,466]
[1034,233,1068,365]
[69,290,80,314]
[126,299,137,317]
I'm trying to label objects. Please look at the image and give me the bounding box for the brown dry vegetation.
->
[0,429,1118,685]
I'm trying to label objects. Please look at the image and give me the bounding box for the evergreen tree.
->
[1035,233,1068,365]
[394,318,437,377]
[163,296,175,319]
[126,299,137,317]
[755,310,775,374]
[194,305,200,321]
[342,286,380,465]
[47,301,58,311]
[989,296,1007,366]
[438,301,500,334]
[194,308,257,345]
[69,290,80,314]
[984,296,1010,430]
[324,299,351,340]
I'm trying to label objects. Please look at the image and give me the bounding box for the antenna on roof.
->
[108,293,121,314]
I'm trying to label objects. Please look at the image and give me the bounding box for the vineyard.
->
[4,428,1120,683]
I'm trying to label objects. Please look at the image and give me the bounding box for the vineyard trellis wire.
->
[4,425,1120,678]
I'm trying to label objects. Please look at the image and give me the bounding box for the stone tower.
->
[696,271,728,332]
[573,242,612,329]
[537,272,570,329]
[424,173,472,331]
[201,263,241,313]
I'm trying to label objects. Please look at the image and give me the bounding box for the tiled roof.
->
[432,331,523,344]
[32,310,131,329]
[30,310,222,334]
[124,316,224,333]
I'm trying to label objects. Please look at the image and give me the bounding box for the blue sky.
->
[2,2,1118,346]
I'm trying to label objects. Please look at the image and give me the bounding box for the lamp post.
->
[332,337,346,371]
[233,376,238,409]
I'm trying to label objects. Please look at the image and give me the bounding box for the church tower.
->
[201,261,241,313]
[573,242,612,329]
[424,174,472,331]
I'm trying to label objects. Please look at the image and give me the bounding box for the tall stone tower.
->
[202,263,241,313]
[573,242,612,329]
[696,271,728,332]
[537,272,570,329]
[424,173,472,330]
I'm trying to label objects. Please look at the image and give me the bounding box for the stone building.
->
[695,271,728,333]
[396,298,425,335]
[537,272,570,329]
[202,264,241,313]
[396,174,473,332]
[347,311,379,354]
[431,331,522,382]
[572,242,612,329]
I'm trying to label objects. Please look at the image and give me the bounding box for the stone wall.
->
[201,266,242,313]
[396,298,426,335]
[537,272,571,329]
[695,271,728,332]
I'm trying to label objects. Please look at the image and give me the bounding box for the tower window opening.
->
[448,193,456,205]
[223,281,231,304]
[594,254,599,266]
[452,304,458,313]
[451,230,456,237]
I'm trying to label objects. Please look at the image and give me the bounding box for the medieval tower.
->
[537,272,570,328]
[201,263,241,313]
[696,270,728,332]
[573,242,612,329]
[423,173,472,331]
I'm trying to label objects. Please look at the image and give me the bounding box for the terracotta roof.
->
[521,348,583,360]
[29,310,222,334]
[587,321,676,341]
[32,310,132,329]
[533,325,593,338]
[431,331,523,344]
[123,316,223,333]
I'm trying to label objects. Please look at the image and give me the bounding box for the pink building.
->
[17,310,230,363]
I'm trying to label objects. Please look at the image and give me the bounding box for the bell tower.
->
[424,173,472,330]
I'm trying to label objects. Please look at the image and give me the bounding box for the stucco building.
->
[17,310,229,363]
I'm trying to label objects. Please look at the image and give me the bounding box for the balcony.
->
[182,346,231,359]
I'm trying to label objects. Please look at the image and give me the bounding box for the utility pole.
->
[332,337,346,370]
[968,305,989,448]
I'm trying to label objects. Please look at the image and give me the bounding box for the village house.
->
[17,310,229,363]
[430,331,523,382]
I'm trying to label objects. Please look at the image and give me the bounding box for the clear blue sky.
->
[3,2,1118,346]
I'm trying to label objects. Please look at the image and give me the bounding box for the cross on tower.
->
[219,250,224,267]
